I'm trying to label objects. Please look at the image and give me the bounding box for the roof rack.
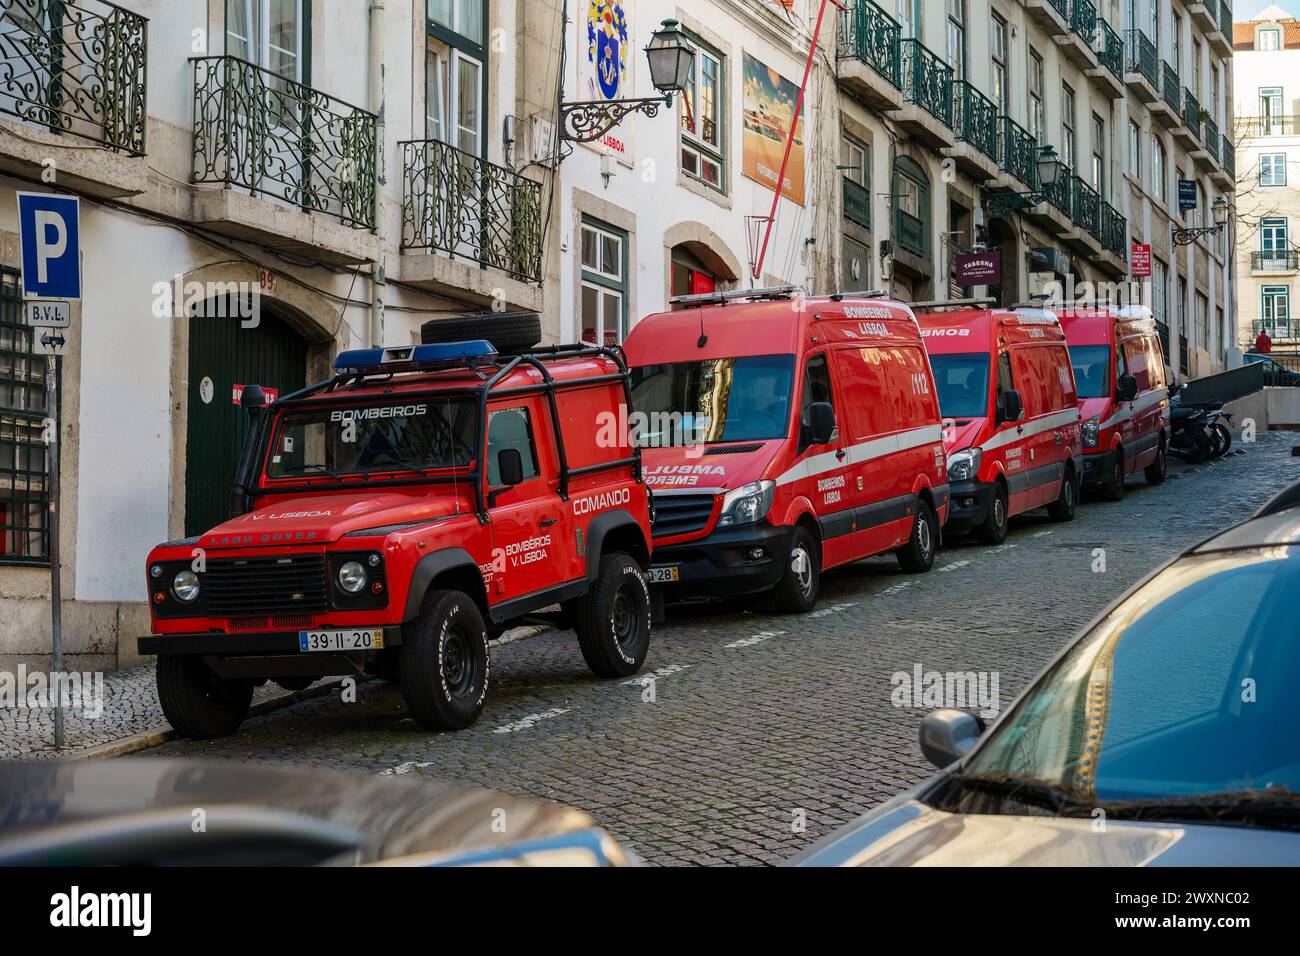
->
[1253,481,1300,519]
[909,298,998,311]
[668,285,799,308]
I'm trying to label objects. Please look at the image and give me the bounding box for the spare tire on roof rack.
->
[420,311,542,356]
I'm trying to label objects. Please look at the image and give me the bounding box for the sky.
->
[1237,0,1293,19]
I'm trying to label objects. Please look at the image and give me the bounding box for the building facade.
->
[1233,5,1300,351]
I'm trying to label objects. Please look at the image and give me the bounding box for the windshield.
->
[959,547,1300,810]
[928,353,990,420]
[1069,344,1111,399]
[629,355,795,445]
[265,397,477,480]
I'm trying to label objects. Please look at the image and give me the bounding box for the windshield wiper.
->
[278,463,345,480]
[1098,788,1300,828]
[945,772,1093,815]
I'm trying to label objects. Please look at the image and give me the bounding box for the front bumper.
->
[943,479,994,534]
[649,520,794,599]
[1081,448,1118,486]
[139,625,404,657]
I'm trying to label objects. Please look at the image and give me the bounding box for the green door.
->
[185,305,307,536]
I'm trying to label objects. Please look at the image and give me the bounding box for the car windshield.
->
[265,396,477,480]
[928,353,990,420]
[629,355,795,445]
[959,547,1300,811]
[1069,344,1111,399]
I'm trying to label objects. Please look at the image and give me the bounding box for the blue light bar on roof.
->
[333,340,498,375]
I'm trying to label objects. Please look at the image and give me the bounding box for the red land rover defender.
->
[1058,305,1171,497]
[140,315,653,739]
[917,303,1083,544]
[623,287,949,614]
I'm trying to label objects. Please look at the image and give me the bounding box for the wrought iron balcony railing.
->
[1094,20,1124,80]
[1156,320,1170,362]
[400,138,543,283]
[1124,29,1158,88]
[1071,0,1098,48]
[899,38,952,127]
[1203,117,1219,161]
[1161,62,1180,115]
[1183,88,1201,141]
[894,206,926,257]
[1179,333,1188,375]
[1101,200,1126,257]
[0,0,147,154]
[838,0,902,88]
[1235,115,1298,139]
[1071,174,1101,239]
[843,176,870,228]
[191,56,376,229]
[952,80,998,161]
[1217,0,1232,35]
[997,115,1037,187]
[1042,163,1072,217]
[1251,251,1300,271]
[1222,134,1235,180]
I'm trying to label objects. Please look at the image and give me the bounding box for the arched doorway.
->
[670,244,719,299]
[986,217,1020,307]
[184,300,308,535]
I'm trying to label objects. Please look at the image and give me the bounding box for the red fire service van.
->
[140,315,653,739]
[1058,305,1171,497]
[622,287,949,614]
[916,302,1083,544]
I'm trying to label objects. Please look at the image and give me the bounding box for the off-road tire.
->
[399,590,489,730]
[420,311,541,355]
[1099,453,1126,501]
[975,481,1010,545]
[1145,439,1168,485]
[896,498,938,573]
[1047,468,1078,522]
[772,524,821,613]
[574,553,651,678]
[156,655,254,740]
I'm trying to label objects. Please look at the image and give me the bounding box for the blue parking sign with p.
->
[17,192,81,300]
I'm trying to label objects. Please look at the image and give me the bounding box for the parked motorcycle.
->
[1168,385,1214,464]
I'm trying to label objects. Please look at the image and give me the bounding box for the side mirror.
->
[497,448,524,487]
[920,708,986,770]
[1117,373,1139,403]
[807,401,836,445]
[999,389,1023,425]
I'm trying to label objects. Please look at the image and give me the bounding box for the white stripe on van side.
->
[980,408,1083,453]
[1098,389,1168,430]
[775,423,944,487]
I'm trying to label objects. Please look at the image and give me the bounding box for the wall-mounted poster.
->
[580,0,635,164]
[742,52,805,206]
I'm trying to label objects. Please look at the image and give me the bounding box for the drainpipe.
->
[368,0,386,348]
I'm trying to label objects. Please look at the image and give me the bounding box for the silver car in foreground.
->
[793,482,1300,866]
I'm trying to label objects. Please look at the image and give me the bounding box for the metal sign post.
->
[44,348,62,748]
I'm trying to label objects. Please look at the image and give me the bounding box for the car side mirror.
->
[497,448,524,487]
[807,401,836,445]
[999,389,1023,425]
[920,708,986,770]
[1117,373,1139,403]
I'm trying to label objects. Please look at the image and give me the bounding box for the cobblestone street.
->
[82,433,1300,863]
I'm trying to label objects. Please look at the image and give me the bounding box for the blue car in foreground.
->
[793,482,1300,866]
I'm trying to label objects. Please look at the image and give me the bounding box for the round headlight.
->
[337,561,367,594]
[172,570,200,603]
[150,564,164,579]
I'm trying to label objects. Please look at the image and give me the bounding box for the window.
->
[1262,286,1291,338]
[1261,86,1284,135]
[896,0,915,39]
[680,36,724,191]
[1175,165,1186,220]
[843,236,871,290]
[1261,217,1289,257]
[580,218,628,346]
[1259,28,1282,52]
[1172,13,1182,73]
[0,269,50,564]
[946,0,966,79]
[1195,182,1207,229]
[1152,135,1166,204]
[893,157,930,257]
[1192,39,1201,92]
[1062,85,1076,168]
[1028,49,1045,144]
[226,0,303,81]
[1261,153,1288,186]
[841,133,869,228]
[426,0,486,155]
[1153,258,1169,334]
[1092,113,1106,197]
[1211,64,1220,123]
[991,13,1008,114]
[801,353,836,450]
[1128,119,1141,180]
[486,406,539,487]
[1196,292,1209,351]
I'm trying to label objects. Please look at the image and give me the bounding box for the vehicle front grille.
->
[704,443,764,456]
[651,493,716,539]
[204,555,329,616]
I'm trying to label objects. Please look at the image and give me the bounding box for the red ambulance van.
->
[1058,305,1171,497]
[916,304,1083,544]
[622,288,948,613]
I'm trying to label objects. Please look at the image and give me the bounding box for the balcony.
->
[942,80,999,180]
[894,207,926,257]
[1123,29,1160,103]
[1064,174,1103,254]
[837,0,904,111]
[1085,20,1126,101]
[0,0,148,198]
[1035,164,1074,236]
[994,115,1037,189]
[890,39,953,147]
[1214,134,1235,188]
[1025,0,1070,36]
[1099,200,1128,275]
[1210,2,1233,56]
[1187,0,1218,35]
[1251,251,1299,274]
[190,56,380,266]
[843,176,870,228]
[1234,115,1298,139]
[400,139,544,305]
[1193,116,1220,171]
[1056,0,1100,70]
[1182,88,1202,144]
[1151,62,1182,129]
